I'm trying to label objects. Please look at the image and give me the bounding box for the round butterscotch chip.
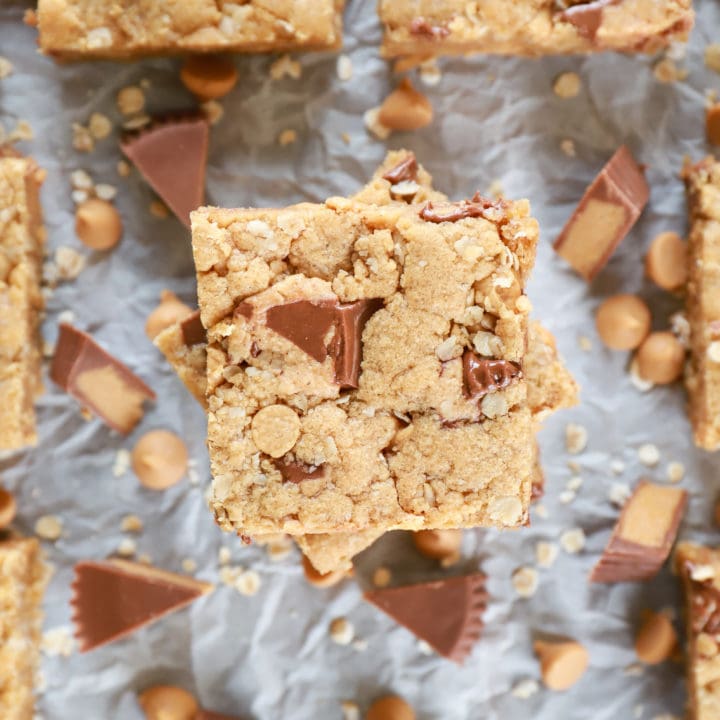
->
[180,55,238,101]
[75,198,123,251]
[645,232,688,291]
[302,555,347,588]
[635,332,685,385]
[534,639,589,691]
[412,529,462,560]
[378,78,433,131]
[251,405,301,458]
[0,488,16,528]
[635,611,677,665]
[366,695,416,720]
[145,290,194,341]
[132,430,189,491]
[595,295,651,351]
[138,685,198,720]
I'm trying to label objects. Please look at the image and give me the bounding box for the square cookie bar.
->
[675,543,720,720]
[0,537,49,720]
[379,0,693,58]
[192,194,539,536]
[684,158,720,450]
[0,152,46,451]
[36,0,344,60]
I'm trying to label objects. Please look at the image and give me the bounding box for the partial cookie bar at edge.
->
[0,537,49,720]
[36,0,344,60]
[0,152,46,451]
[379,0,694,58]
[675,543,720,720]
[192,193,539,536]
[683,157,720,450]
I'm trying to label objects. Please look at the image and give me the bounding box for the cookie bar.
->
[675,543,720,720]
[0,537,49,720]
[192,192,539,536]
[0,152,46,451]
[683,158,720,450]
[36,0,344,60]
[379,0,694,59]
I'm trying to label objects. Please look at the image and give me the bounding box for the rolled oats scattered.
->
[116,85,145,115]
[336,54,353,81]
[565,423,588,454]
[363,107,392,140]
[88,112,112,140]
[511,678,539,699]
[560,528,586,554]
[70,169,93,190]
[235,569,261,596]
[182,558,198,573]
[41,627,75,657]
[638,443,660,467]
[120,514,143,533]
[112,449,131,477]
[122,113,151,131]
[94,183,117,201]
[653,58,687,83]
[558,490,576,504]
[329,617,354,645]
[55,247,86,281]
[269,54,301,80]
[567,476,583,492]
[666,462,685,483]
[72,123,94,153]
[610,459,625,475]
[218,547,232,565]
[536,541,559,568]
[609,482,631,506]
[534,503,549,519]
[35,515,63,541]
[512,566,539,598]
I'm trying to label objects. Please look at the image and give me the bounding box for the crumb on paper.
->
[95,183,117,201]
[610,459,625,475]
[72,123,94,153]
[511,678,539,699]
[560,528,586,554]
[553,71,581,98]
[534,503,548,519]
[363,107,392,140]
[329,617,354,645]
[666,462,685,483]
[182,558,198,573]
[117,160,131,177]
[638,443,660,467]
[88,112,112,140]
[120,514,143,533]
[336,54,353,81]
[116,538,136,557]
[341,700,360,720]
[116,85,145,115]
[41,627,75,658]
[653,57,687,84]
[150,200,170,219]
[630,357,654,392]
[122,113,151,131]
[609,482,631,507]
[512,566,539,598]
[113,449,131,477]
[0,56,13,79]
[9,120,33,142]
[270,54,301,80]
[35,515,63,541]
[218,547,232,565]
[706,44,720,73]
[55,247,86,281]
[559,489,576,505]
[419,58,442,87]
[201,100,224,126]
[278,129,297,146]
[536,541,559,569]
[561,139,577,158]
[565,423,588,454]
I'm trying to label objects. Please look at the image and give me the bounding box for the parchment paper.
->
[1,1,720,718]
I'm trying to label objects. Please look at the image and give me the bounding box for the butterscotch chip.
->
[138,685,198,720]
[636,332,685,385]
[378,78,433,131]
[534,639,589,691]
[250,405,301,458]
[180,55,238,101]
[645,232,687,290]
[145,290,194,341]
[595,294,651,351]
[75,198,122,250]
[553,72,581,98]
[635,611,677,664]
[132,430,189,491]
[302,554,346,588]
[707,103,720,146]
[412,529,462,560]
[366,695,415,720]
[0,488,17,528]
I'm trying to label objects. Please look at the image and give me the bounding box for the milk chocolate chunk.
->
[365,573,487,664]
[50,324,156,434]
[120,116,209,227]
[263,298,382,388]
[463,351,522,400]
[71,559,213,652]
[559,0,621,41]
[554,145,649,281]
[276,458,325,484]
[590,481,687,583]
[382,153,418,184]
[180,310,206,347]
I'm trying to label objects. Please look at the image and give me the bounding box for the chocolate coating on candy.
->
[462,351,522,399]
[382,154,418,184]
[275,458,325,484]
[559,0,621,40]
[180,310,206,347]
[262,298,383,388]
[419,194,505,224]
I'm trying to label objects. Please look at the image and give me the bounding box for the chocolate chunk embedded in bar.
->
[675,543,720,720]
[554,146,649,281]
[590,480,687,583]
[50,324,155,434]
[365,573,487,664]
[180,310,205,347]
[121,116,209,227]
[381,153,419,184]
[560,0,622,41]
[462,352,522,400]
[71,559,213,652]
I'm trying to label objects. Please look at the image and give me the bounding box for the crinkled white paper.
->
[2,1,720,718]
